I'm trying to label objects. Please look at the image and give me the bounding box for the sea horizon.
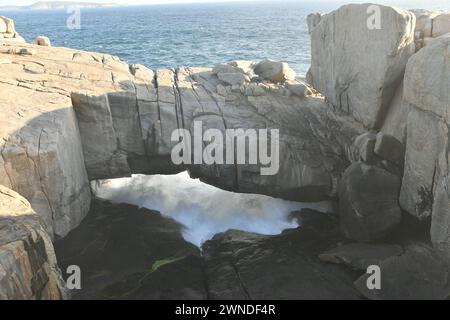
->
[3,0,446,76]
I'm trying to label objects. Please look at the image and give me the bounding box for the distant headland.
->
[0,1,119,11]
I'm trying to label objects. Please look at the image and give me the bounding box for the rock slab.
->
[0,185,65,300]
[309,4,415,129]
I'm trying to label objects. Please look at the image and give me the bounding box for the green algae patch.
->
[151,255,187,273]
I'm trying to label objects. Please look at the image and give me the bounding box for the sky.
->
[0,0,449,9]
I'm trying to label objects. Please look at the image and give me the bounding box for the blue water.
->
[1,2,337,75]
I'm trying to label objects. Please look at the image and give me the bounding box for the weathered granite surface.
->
[399,33,450,262]
[308,4,415,129]
[0,16,25,43]
[0,36,365,244]
[0,185,65,299]
[1,3,450,299]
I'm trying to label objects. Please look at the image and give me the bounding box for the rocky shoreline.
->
[55,199,361,300]
[1,3,450,299]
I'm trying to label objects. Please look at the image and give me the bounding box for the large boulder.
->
[348,131,405,176]
[286,80,314,98]
[253,59,296,83]
[0,16,15,33]
[410,10,450,49]
[433,13,450,37]
[308,4,416,129]
[339,163,402,242]
[399,34,450,261]
[212,61,254,77]
[374,132,405,167]
[0,16,25,43]
[71,93,132,180]
[33,36,51,47]
[410,9,441,40]
[348,132,377,164]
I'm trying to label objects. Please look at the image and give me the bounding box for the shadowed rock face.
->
[354,243,450,300]
[55,199,206,300]
[339,163,402,242]
[52,203,450,300]
[399,33,450,262]
[0,185,65,299]
[55,203,363,300]
[202,209,363,300]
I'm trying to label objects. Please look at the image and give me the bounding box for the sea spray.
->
[92,172,332,247]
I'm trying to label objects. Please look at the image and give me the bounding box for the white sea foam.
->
[92,172,332,247]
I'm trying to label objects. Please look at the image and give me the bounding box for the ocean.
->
[1,1,341,76]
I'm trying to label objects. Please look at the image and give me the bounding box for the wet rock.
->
[203,209,362,300]
[54,198,207,300]
[339,163,402,242]
[289,208,340,236]
[355,243,450,300]
[319,243,404,271]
